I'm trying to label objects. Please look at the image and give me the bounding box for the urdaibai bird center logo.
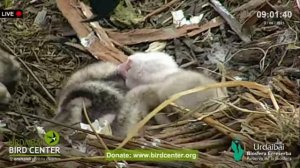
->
[231,139,244,161]
[44,130,60,146]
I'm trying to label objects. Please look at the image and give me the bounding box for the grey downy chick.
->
[44,62,128,134]
[0,48,21,110]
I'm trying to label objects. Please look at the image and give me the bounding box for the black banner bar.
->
[0,10,23,18]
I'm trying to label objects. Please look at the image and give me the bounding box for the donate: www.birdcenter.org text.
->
[105,149,198,161]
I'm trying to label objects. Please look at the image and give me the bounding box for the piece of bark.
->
[56,0,127,63]
[107,17,224,45]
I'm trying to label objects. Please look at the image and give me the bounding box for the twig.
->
[111,39,135,55]
[260,42,297,73]
[147,120,191,130]
[28,86,56,112]
[171,129,218,144]
[143,0,181,20]
[64,42,88,52]
[82,102,109,150]
[154,124,203,139]
[5,111,115,141]
[225,47,266,64]
[179,137,230,149]
[179,60,198,68]
[16,58,56,104]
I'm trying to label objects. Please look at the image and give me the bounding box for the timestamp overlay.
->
[256,10,293,26]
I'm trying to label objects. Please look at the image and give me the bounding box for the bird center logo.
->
[231,139,245,161]
[44,131,60,146]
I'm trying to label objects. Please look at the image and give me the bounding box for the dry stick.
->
[16,58,56,104]
[6,109,158,148]
[11,110,159,150]
[147,120,191,130]
[111,39,135,55]
[224,47,266,65]
[200,117,261,149]
[81,102,125,168]
[117,81,279,149]
[143,0,180,20]
[5,111,120,143]
[29,86,56,112]
[1,42,56,104]
[179,137,231,149]
[155,124,203,139]
[6,156,105,168]
[172,129,218,144]
[82,102,109,151]
[64,42,88,52]
[260,42,297,72]
[6,111,157,150]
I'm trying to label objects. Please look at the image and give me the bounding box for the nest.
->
[0,0,299,167]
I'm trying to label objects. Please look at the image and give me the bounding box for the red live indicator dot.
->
[15,10,23,17]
